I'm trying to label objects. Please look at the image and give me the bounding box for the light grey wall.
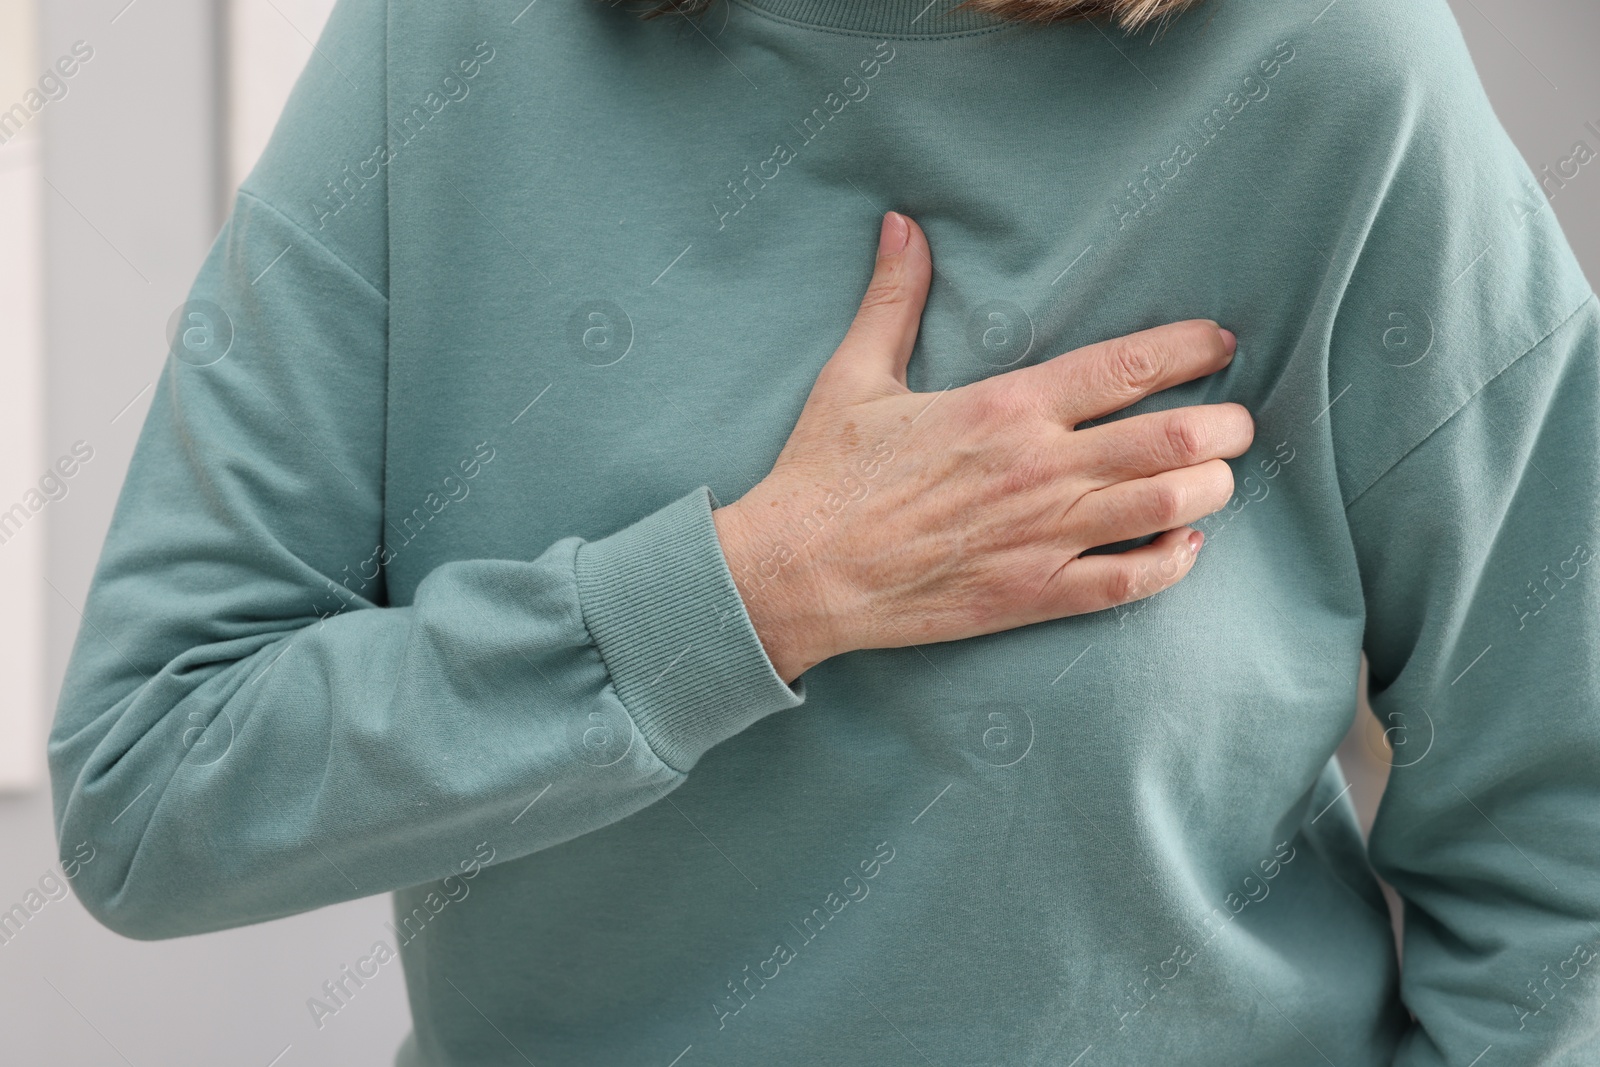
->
[1,1,1594,1064]
[1453,0,1600,288]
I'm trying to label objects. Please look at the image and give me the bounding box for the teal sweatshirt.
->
[49,0,1600,1063]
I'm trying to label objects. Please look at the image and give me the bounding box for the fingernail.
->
[1188,530,1205,554]
[878,211,908,257]
[1217,327,1237,357]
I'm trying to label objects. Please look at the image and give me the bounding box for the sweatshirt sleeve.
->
[1346,297,1600,1065]
[46,0,803,942]
[1310,4,1600,1061]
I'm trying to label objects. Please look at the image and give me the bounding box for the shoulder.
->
[1181,0,1484,113]
[1143,0,1500,186]
[234,0,391,279]
[1211,0,1599,502]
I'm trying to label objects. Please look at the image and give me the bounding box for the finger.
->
[1063,459,1235,552]
[1042,526,1204,616]
[818,211,934,394]
[1007,319,1236,427]
[1072,403,1254,486]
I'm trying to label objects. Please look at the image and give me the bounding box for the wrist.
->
[711,495,840,683]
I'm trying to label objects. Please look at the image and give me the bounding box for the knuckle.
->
[1105,338,1163,397]
[857,272,905,316]
[1162,414,1208,464]
[810,357,850,391]
[1148,479,1187,525]
[1101,565,1138,607]
[968,381,1036,426]
[1175,319,1226,365]
[998,450,1054,496]
[1103,562,1148,607]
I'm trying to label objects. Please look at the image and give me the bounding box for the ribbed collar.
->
[730,0,1008,37]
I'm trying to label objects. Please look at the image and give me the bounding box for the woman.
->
[50,0,1600,1063]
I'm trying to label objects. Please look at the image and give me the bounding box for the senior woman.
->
[50,0,1600,1063]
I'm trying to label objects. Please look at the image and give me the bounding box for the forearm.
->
[49,189,803,939]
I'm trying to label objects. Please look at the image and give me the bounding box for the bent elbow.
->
[74,881,197,943]
[54,829,216,942]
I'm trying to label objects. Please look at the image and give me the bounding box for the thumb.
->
[825,211,933,392]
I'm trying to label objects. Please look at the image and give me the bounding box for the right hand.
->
[712,211,1254,683]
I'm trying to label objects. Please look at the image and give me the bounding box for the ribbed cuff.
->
[574,487,806,773]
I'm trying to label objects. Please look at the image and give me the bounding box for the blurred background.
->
[0,0,1595,1062]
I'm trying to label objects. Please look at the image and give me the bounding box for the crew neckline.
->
[730,0,1009,38]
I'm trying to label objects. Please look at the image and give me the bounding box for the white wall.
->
[227,0,337,194]
[0,0,46,791]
